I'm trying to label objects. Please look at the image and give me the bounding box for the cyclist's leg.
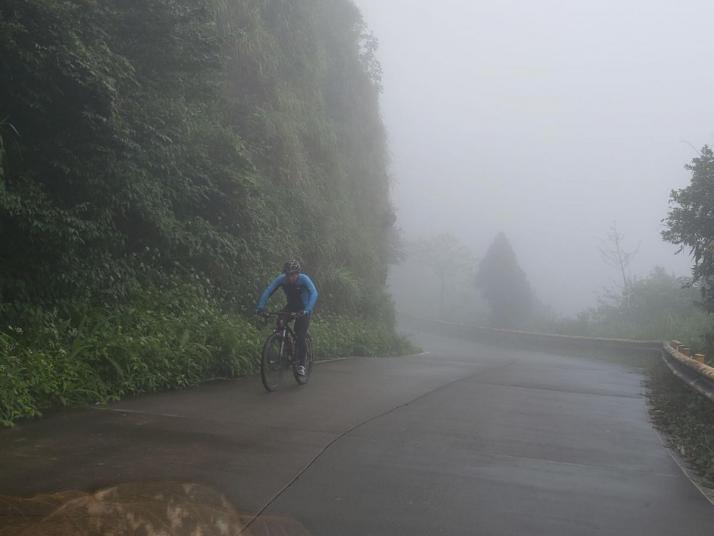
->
[293,315,310,367]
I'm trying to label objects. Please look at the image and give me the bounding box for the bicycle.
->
[258,311,314,392]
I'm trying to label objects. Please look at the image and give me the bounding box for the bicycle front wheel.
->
[261,334,286,392]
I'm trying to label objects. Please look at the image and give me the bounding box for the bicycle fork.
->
[279,330,286,360]
[278,328,290,363]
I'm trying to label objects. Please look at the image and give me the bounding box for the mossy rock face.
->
[0,0,394,318]
[0,0,407,424]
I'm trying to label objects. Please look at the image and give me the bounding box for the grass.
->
[646,358,714,488]
[0,286,417,427]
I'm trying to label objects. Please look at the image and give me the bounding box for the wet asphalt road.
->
[1,329,713,535]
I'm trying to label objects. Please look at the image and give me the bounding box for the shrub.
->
[0,287,416,426]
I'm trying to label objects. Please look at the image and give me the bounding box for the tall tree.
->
[599,223,639,310]
[663,145,714,310]
[411,233,473,318]
[475,233,533,328]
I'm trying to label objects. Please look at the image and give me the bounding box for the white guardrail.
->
[661,341,714,402]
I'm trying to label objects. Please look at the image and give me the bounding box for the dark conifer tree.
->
[475,233,533,328]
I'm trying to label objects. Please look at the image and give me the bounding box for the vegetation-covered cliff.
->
[0,0,409,424]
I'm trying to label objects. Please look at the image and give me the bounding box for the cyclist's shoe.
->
[296,365,307,376]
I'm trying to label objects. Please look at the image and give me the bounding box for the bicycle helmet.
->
[283,259,302,274]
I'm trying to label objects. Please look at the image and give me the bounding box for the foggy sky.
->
[355,0,714,314]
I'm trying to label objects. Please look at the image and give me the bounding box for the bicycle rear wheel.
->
[261,334,286,392]
[293,334,314,385]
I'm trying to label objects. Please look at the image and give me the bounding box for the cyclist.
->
[256,259,318,376]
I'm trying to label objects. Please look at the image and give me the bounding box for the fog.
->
[355,0,714,315]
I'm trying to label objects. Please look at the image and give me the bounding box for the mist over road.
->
[1,331,712,535]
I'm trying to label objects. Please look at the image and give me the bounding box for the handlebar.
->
[258,311,305,320]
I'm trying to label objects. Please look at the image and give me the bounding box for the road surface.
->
[1,329,712,535]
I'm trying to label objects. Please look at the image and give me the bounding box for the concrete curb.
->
[654,428,714,506]
[431,318,661,347]
[315,351,430,365]
[403,315,662,356]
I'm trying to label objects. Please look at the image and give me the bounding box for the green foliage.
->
[546,146,714,358]
[0,0,395,315]
[312,313,417,358]
[0,298,415,426]
[0,0,409,425]
[475,233,533,328]
[537,267,713,356]
[663,146,714,312]
[0,284,261,425]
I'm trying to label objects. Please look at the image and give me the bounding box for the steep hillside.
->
[0,0,409,424]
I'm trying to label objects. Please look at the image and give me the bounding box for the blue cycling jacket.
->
[257,273,319,314]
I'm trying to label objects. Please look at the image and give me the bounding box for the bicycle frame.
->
[274,319,295,363]
[264,312,302,363]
